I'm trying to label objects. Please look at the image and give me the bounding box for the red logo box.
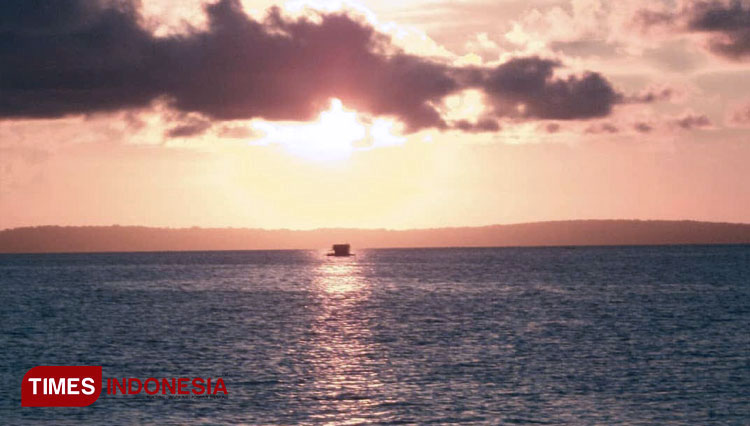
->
[22,366,102,407]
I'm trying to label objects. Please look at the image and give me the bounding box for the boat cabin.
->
[328,244,352,256]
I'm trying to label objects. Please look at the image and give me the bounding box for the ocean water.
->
[1,246,749,424]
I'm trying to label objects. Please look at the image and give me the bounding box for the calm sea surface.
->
[1,246,749,424]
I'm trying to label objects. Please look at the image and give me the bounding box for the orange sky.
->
[1,0,749,230]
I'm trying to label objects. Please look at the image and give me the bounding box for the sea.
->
[1,245,749,424]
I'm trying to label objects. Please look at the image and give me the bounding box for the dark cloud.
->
[687,0,750,59]
[635,1,750,60]
[0,0,161,117]
[674,113,712,129]
[452,118,501,132]
[1,0,628,135]
[625,86,675,103]
[634,122,653,133]
[585,122,619,134]
[477,57,620,120]
[161,1,459,131]
[166,119,213,138]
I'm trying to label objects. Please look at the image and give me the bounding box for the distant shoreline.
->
[1,243,750,256]
[2,220,750,254]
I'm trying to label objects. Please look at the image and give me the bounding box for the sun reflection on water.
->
[307,254,385,425]
[315,260,365,295]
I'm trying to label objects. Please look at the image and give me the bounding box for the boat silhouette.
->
[327,244,354,257]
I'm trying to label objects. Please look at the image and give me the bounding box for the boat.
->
[326,244,354,257]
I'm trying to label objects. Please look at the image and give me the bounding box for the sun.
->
[251,99,404,161]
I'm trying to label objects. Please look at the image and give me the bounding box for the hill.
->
[1,220,750,253]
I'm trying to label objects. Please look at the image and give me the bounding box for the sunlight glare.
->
[251,99,404,161]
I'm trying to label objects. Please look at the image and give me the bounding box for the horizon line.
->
[3,218,750,233]
[4,242,750,257]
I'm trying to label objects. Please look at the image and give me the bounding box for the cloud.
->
[166,119,213,138]
[548,40,623,58]
[585,122,619,134]
[476,57,620,120]
[0,0,460,132]
[632,9,674,28]
[217,124,258,139]
[673,113,712,129]
[624,85,676,104]
[582,112,711,136]
[0,0,630,135]
[686,0,750,60]
[452,118,501,132]
[633,122,653,133]
[634,0,750,60]
[0,0,160,118]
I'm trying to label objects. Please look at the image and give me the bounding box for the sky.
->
[1,0,749,230]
